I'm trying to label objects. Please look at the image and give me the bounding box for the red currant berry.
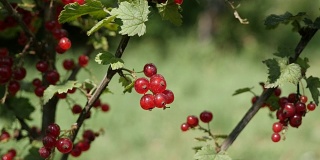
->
[289,114,302,128]
[149,74,167,93]
[56,92,67,99]
[45,20,60,31]
[34,86,46,97]
[174,0,183,5]
[299,95,308,103]
[143,63,157,77]
[62,0,73,5]
[55,45,67,54]
[2,153,14,160]
[67,87,76,94]
[0,131,10,142]
[295,101,306,116]
[251,96,258,104]
[307,102,316,111]
[38,146,51,159]
[274,88,281,97]
[134,77,149,94]
[63,59,75,70]
[154,93,167,108]
[42,135,57,149]
[271,132,281,142]
[186,115,199,127]
[83,130,95,142]
[70,146,82,157]
[0,48,8,57]
[272,122,283,133]
[78,55,89,67]
[200,111,213,123]
[76,140,90,151]
[58,37,71,50]
[101,103,110,112]
[46,70,60,85]
[93,99,101,108]
[0,56,13,67]
[32,78,42,87]
[288,93,297,103]
[12,67,26,80]
[72,104,82,114]
[140,94,156,110]
[52,28,68,40]
[283,103,296,118]
[278,97,289,108]
[0,65,12,84]
[180,123,189,132]
[36,61,49,73]
[8,81,20,95]
[162,89,174,104]
[56,138,73,153]
[46,123,60,138]
[7,149,16,157]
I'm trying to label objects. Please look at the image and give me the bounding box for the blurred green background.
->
[3,0,320,159]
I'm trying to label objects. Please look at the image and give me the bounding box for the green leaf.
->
[215,152,232,160]
[24,147,44,160]
[265,58,301,88]
[8,97,35,120]
[313,17,320,29]
[194,144,215,160]
[43,81,81,104]
[296,57,310,75]
[264,12,306,29]
[95,52,124,70]
[194,136,212,142]
[119,76,133,93]
[263,58,281,83]
[157,0,182,26]
[110,0,150,36]
[273,47,294,58]
[0,104,15,129]
[58,0,107,23]
[265,94,280,111]
[305,76,320,105]
[87,16,117,36]
[232,87,253,96]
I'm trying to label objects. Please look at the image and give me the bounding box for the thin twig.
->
[60,35,130,160]
[219,27,318,152]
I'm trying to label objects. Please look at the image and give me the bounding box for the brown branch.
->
[60,35,130,160]
[219,27,318,152]
[0,0,35,39]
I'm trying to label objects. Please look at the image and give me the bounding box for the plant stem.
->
[219,27,318,152]
[60,35,130,160]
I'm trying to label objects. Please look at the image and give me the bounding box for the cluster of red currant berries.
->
[1,149,17,160]
[271,94,316,142]
[180,111,213,131]
[134,63,174,110]
[72,99,110,114]
[38,123,73,158]
[0,48,26,95]
[70,129,99,157]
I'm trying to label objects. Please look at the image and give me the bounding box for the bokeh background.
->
[3,0,320,159]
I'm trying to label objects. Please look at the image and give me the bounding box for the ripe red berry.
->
[274,88,281,97]
[199,111,213,123]
[0,56,13,67]
[149,74,167,93]
[271,132,281,142]
[46,123,60,138]
[162,89,174,104]
[143,63,157,77]
[134,77,149,94]
[0,131,10,142]
[38,147,51,159]
[32,78,42,87]
[76,140,90,151]
[2,153,14,160]
[299,95,308,103]
[7,149,16,157]
[0,65,12,84]
[174,0,183,5]
[55,45,67,54]
[56,138,73,153]
[288,93,297,103]
[180,123,189,132]
[36,61,49,73]
[70,146,82,157]
[307,102,316,111]
[34,86,46,97]
[186,115,199,127]
[42,135,57,149]
[289,114,302,128]
[140,94,155,110]
[283,103,296,118]
[278,97,289,108]
[101,103,110,112]
[12,67,26,80]
[154,93,167,108]
[272,122,283,133]
[8,81,20,95]
[56,92,67,99]
[82,130,95,142]
[78,55,89,67]
[295,101,306,116]
[67,88,76,94]
[63,59,75,70]
[72,104,82,114]
[58,37,71,50]
[46,70,60,84]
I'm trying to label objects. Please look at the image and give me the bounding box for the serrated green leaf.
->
[91,36,109,51]
[119,76,133,93]
[232,87,253,96]
[264,12,306,29]
[58,0,107,23]
[87,16,117,36]
[43,81,81,105]
[0,104,15,129]
[274,47,294,58]
[263,58,281,83]
[215,152,232,160]
[313,17,320,29]
[265,58,301,88]
[157,0,182,26]
[195,136,212,142]
[110,0,150,36]
[8,97,35,120]
[194,144,216,160]
[296,57,310,75]
[305,76,320,105]
[265,94,280,110]
[95,52,124,70]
